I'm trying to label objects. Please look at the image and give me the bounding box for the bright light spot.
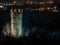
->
[47,7,50,10]
[10,9,13,12]
[9,3,12,5]
[40,7,45,11]
[14,9,17,12]
[0,5,3,8]
[39,2,45,4]
[54,6,57,9]
[39,8,41,10]
[30,1,33,4]
[18,9,21,12]
[4,32,7,36]
[13,1,16,4]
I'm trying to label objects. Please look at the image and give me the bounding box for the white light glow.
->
[0,5,3,8]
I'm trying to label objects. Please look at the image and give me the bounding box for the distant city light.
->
[46,1,54,4]
[39,2,45,4]
[30,1,33,4]
[14,9,17,12]
[52,10,59,12]
[47,7,50,10]
[0,5,3,8]
[10,9,23,12]
[54,6,57,9]
[13,1,16,4]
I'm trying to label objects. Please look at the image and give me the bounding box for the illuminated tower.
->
[10,8,23,38]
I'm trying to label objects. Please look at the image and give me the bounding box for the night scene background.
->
[0,0,60,44]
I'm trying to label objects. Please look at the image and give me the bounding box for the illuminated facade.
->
[2,8,23,38]
[10,9,23,38]
[2,5,30,38]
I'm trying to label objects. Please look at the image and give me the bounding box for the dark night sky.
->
[0,10,10,34]
[0,0,59,2]
[0,0,15,3]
